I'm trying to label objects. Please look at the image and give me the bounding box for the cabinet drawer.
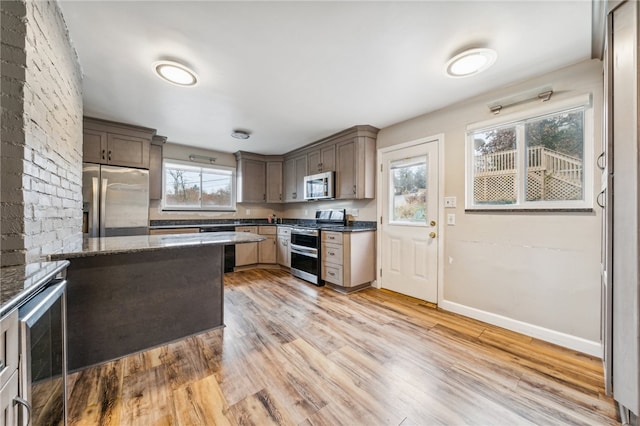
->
[322,243,343,266]
[322,263,343,286]
[236,226,258,233]
[0,309,18,389]
[258,226,277,235]
[277,226,291,237]
[322,231,342,244]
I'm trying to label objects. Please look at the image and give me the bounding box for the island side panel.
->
[65,245,224,371]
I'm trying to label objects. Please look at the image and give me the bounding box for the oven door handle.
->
[290,245,318,258]
[19,280,66,327]
[14,396,32,425]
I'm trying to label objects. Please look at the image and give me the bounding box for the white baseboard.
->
[438,299,603,358]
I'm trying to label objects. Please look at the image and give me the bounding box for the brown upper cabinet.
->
[83,117,155,169]
[307,144,336,174]
[266,161,283,203]
[235,151,283,204]
[283,153,308,202]
[335,128,377,199]
[284,125,378,201]
[149,135,166,200]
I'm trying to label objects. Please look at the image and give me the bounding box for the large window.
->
[467,99,592,210]
[163,160,236,211]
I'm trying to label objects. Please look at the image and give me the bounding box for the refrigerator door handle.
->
[91,177,99,237]
[100,178,108,237]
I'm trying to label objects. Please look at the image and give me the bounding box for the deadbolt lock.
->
[430,220,436,226]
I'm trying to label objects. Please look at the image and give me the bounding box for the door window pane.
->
[472,126,517,205]
[390,155,427,223]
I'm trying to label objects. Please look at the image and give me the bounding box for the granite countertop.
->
[149,220,377,233]
[1,260,70,316]
[49,232,265,261]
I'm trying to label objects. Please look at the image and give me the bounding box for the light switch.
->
[444,197,457,208]
[447,213,456,225]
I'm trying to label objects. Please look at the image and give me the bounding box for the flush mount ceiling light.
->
[231,130,250,140]
[153,60,198,86]
[444,48,497,78]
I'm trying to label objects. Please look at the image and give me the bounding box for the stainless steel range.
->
[290,209,346,286]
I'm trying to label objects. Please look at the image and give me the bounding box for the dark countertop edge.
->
[49,234,265,261]
[0,260,70,317]
[150,220,377,232]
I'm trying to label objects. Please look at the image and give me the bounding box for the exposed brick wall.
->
[1,0,29,266]
[1,0,83,266]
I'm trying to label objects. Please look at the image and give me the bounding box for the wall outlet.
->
[351,208,359,217]
[444,197,457,208]
[447,213,456,225]
[245,209,251,215]
[304,209,308,216]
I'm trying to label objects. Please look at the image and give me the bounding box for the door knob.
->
[429,232,437,238]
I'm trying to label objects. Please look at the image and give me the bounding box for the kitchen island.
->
[50,232,263,371]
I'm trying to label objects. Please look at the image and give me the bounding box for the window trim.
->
[465,94,594,211]
[161,158,237,211]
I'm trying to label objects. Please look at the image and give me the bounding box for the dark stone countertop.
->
[0,260,70,317]
[49,232,265,261]
[149,219,377,233]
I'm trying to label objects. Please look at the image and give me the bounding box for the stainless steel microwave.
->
[304,171,335,200]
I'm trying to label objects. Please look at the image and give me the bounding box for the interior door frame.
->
[375,134,445,304]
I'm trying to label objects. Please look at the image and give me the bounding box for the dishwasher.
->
[199,226,236,272]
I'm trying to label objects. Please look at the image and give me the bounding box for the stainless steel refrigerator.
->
[82,163,149,237]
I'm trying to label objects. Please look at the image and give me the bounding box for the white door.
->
[380,141,439,302]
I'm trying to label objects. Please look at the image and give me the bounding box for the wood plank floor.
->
[67,269,619,425]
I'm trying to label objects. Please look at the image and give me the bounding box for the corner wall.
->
[1,0,83,266]
[377,60,603,355]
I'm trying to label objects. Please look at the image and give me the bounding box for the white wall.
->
[377,59,603,356]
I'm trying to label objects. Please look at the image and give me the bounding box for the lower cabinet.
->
[235,226,278,267]
[258,226,277,264]
[0,371,19,426]
[277,226,291,268]
[0,309,19,426]
[322,230,375,290]
[235,226,259,266]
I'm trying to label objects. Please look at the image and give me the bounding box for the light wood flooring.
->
[67,269,619,425]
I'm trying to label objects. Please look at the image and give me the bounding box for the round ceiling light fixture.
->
[153,60,198,86]
[231,130,250,140]
[444,48,497,78]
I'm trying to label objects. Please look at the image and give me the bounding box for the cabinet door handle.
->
[101,149,106,160]
[14,397,32,425]
[263,194,266,201]
[108,150,112,161]
[353,185,356,195]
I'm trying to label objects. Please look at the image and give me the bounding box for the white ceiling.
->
[58,1,593,155]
